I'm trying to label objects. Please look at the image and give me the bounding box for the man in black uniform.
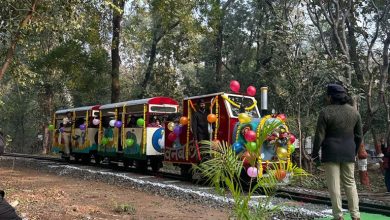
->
[0,190,21,219]
[192,99,209,144]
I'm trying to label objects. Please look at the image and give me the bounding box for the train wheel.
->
[94,154,101,165]
[150,159,162,173]
[180,165,192,181]
[74,154,81,162]
[135,160,148,173]
[81,154,91,164]
[123,159,133,168]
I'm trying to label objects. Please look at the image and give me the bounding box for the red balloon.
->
[244,130,257,142]
[277,114,287,122]
[168,132,177,142]
[289,134,296,144]
[230,80,240,93]
[247,86,256,96]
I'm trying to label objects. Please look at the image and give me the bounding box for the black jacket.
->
[192,109,209,141]
[313,104,363,163]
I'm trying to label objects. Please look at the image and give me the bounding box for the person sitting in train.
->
[127,115,137,127]
[148,116,162,127]
[62,112,73,157]
[192,99,210,144]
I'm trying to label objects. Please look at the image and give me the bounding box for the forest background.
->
[1,0,389,170]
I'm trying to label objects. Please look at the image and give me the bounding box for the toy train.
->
[50,89,297,180]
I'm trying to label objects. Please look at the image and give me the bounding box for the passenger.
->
[312,84,362,220]
[127,115,137,127]
[62,111,73,158]
[192,99,209,144]
[382,138,390,192]
[0,190,22,219]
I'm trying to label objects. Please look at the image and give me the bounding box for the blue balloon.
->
[232,142,244,154]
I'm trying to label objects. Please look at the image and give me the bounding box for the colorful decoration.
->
[232,142,244,154]
[92,118,100,125]
[101,137,109,145]
[247,166,258,178]
[289,134,296,144]
[230,80,240,93]
[167,122,175,131]
[289,144,295,153]
[179,116,188,125]
[222,94,257,111]
[276,147,288,160]
[136,118,144,127]
[109,120,116,127]
[168,132,177,142]
[79,124,86,131]
[238,113,251,124]
[48,124,55,131]
[277,114,287,122]
[246,86,256,96]
[244,130,256,142]
[275,169,287,181]
[174,125,182,135]
[114,120,122,128]
[126,138,134,147]
[245,141,257,152]
[207,114,217,123]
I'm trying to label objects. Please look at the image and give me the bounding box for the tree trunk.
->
[110,0,125,103]
[139,36,159,98]
[215,20,223,84]
[0,0,39,81]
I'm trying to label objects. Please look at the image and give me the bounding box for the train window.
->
[226,95,260,118]
[149,105,177,113]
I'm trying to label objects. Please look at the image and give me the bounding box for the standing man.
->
[312,84,362,220]
[62,111,73,158]
[192,99,209,144]
[382,138,390,192]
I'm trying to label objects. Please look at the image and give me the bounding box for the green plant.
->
[193,118,309,220]
[113,202,136,214]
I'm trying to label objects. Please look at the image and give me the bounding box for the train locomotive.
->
[50,88,296,181]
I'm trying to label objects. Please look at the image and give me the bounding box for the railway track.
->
[3,153,390,217]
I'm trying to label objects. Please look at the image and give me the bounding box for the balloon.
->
[79,124,86,130]
[167,122,175,131]
[115,120,122,128]
[126,138,134,147]
[289,144,295,153]
[247,86,256,96]
[277,114,287,122]
[48,124,55,131]
[244,130,257,142]
[245,142,257,152]
[109,120,116,127]
[242,151,256,166]
[179,117,188,125]
[238,113,251,124]
[173,125,182,135]
[247,166,258,178]
[101,137,109,145]
[230,80,240,93]
[232,142,244,154]
[136,118,144,127]
[289,134,296,144]
[275,169,287,181]
[276,147,288,160]
[207,114,217,123]
[92,118,100,125]
[168,132,177,142]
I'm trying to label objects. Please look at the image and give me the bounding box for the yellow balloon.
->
[276,147,288,160]
[167,122,175,131]
[238,113,251,124]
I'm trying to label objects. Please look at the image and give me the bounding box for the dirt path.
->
[0,167,229,220]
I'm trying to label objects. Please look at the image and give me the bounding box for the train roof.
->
[99,97,179,110]
[183,92,256,101]
[55,105,101,114]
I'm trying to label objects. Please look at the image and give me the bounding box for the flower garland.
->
[221,94,257,111]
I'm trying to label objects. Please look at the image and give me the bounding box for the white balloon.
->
[92,118,100,125]
[109,120,116,127]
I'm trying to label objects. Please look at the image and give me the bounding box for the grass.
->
[113,202,136,214]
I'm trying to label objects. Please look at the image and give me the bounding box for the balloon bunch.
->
[109,120,123,128]
[229,80,257,97]
[167,116,188,142]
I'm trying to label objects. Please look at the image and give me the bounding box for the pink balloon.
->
[289,134,296,144]
[247,86,256,96]
[230,80,240,93]
[247,166,258,178]
[244,130,257,142]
